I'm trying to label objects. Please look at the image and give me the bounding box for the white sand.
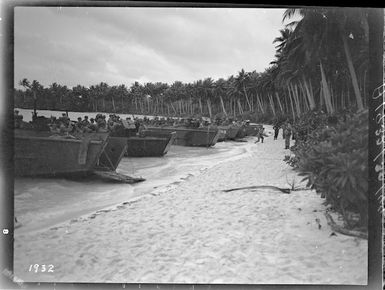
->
[14,128,368,284]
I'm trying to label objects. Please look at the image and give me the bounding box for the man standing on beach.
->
[284,123,292,149]
[273,124,280,140]
[259,127,266,143]
[254,127,267,144]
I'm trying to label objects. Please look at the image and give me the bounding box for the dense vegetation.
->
[286,110,368,229]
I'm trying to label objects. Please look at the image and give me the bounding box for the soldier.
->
[88,118,97,132]
[273,123,280,140]
[284,122,292,149]
[97,115,108,132]
[82,116,90,127]
[75,117,84,133]
[49,123,60,134]
[59,113,70,126]
[259,127,266,143]
[138,121,146,137]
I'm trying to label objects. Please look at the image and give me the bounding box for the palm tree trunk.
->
[320,62,334,114]
[309,81,315,109]
[340,28,364,111]
[170,102,177,115]
[219,95,227,116]
[256,94,265,113]
[237,99,243,115]
[283,94,289,114]
[275,92,284,113]
[292,84,301,116]
[302,78,316,110]
[268,94,276,116]
[288,85,299,116]
[32,91,37,116]
[198,97,203,114]
[243,85,252,111]
[207,99,212,119]
[341,91,344,109]
[111,96,116,112]
[287,88,296,120]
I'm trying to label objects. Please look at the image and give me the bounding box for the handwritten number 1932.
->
[28,264,54,273]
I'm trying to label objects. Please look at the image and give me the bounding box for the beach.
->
[14,129,368,284]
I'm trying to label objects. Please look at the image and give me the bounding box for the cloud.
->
[14,6,287,88]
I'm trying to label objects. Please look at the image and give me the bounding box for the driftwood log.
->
[223,185,291,194]
[324,211,368,240]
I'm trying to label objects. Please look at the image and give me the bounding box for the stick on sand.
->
[223,185,291,194]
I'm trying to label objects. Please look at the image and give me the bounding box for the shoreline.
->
[16,138,254,234]
[14,132,367,284]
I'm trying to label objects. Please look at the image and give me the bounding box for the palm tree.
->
[19,78,30,107]
[129,82,144,113]
[19,79,43,116]
[235,69,252,112]
[116,84,129,113]
[283,7,367,111]
[202,78,214,119]
[214,78,228,116]
[270,28,294,66]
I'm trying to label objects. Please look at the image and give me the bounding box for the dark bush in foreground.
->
[287,110,368,229]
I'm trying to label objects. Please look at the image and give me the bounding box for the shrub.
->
[288,110,368,228]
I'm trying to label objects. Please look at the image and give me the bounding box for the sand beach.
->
[14,128,367,284]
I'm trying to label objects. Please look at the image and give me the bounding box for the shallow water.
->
[14,138,257,234]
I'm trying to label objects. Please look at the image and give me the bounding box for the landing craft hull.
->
[235,126,247,138]
[14,131,107,177]
[245,124,261,136]
[124,132,176,157]
[226,126,240,140]
[217,125,240,141]
[217,127,228,142]
[95,136,128,171]
[146,127,220,147]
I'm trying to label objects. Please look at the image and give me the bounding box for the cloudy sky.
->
[14,6,289,89]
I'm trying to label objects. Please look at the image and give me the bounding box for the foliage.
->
[287,109,368,228]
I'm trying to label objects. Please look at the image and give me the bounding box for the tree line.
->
[14,8,373,123]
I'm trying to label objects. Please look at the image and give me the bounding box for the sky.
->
[14,6,290,89]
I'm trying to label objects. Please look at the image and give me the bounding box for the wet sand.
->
[14,128,367,284]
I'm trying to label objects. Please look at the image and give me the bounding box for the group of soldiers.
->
[46,113,140,136]
[141,116,216,129]
[141,116,249,129]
